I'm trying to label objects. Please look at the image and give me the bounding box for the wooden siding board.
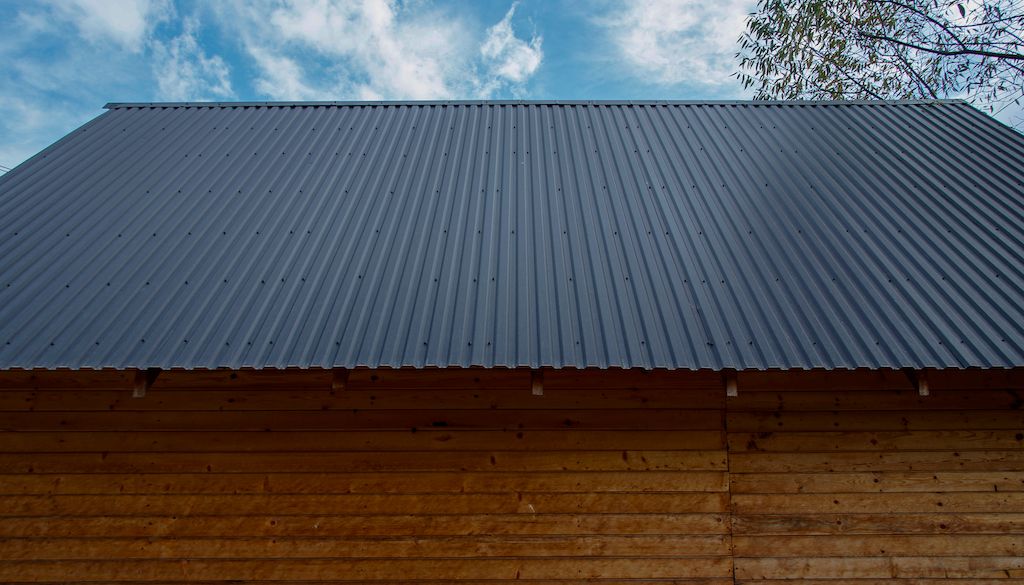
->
[732,513,1024,535]
[0,429,725,449]
[734,556,1024,579]
[0,450,730,473]
[730,470,1024,493]
[732,534,1024,556]
[0,514,731,538]
[0,389,726,411]
[0,535,734,560]
[0,471,730,495]
[729,371,1024,583]
[0,492,733,516]
[0,370,732,583]
[0,558,737,580]
[729,450,1024,472]
[0,368,1022,582]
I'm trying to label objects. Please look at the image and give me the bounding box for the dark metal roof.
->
[1,100,1023,370]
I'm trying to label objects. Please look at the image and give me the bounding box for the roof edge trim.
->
[104,99,969,109]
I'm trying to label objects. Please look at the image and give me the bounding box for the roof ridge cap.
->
[104,99,969,109]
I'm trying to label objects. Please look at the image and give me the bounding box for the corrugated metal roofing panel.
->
[0,100,1022,370]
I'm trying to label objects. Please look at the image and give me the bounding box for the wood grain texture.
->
[0,470,728,494]
[0,513,730,538]
[730,372,1024,583]
[732,534,1024,556]
[734,556,1024,579]
[0,450,728,473]
[0,558,736,581]
[732,513,1024,535]
[0,492,732,516]
[0,367,1021,583]
[0,535,732,559]
[730,471,1024,493]
[0,429,725,449]
[0,369,731,583]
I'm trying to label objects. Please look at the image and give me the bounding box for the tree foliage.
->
[737,0,1024,117]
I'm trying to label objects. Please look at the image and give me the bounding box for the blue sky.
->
[1,0,1018,171]
[0,0,756,168]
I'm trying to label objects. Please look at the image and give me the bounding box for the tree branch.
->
[860,31,1024,59]
[865,0,970,48]
[890,48,941,98]
[804,44,887,99]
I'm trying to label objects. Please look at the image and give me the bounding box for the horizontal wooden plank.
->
[727,389,1024,411]
[734,370,913,392]
[0,368,722,394]
[729,430,1024,452]
[0,370,138,389]
[0,492,731,516]
[733,492,1024,514]
[9,581,733,585]
[733,513,1024,535]
[325,369,526,391]
[2,367,1017,392]
[0,471,728,495]
[734,556,1024,579]
[344,369,580,391]
[2,369,1022,585]
[0,430,724,451]
[0,388,724,411]
[734,369,1024,392]
[0,410,724,431]
[0,557,735,581]
[730,471,1024,493]
[736,580,1024,585]
[0,450,728,473]
[903,370,1024,391]
[727,410,1024,431]
[733,534,1024,556]
[729,450,1024,472]
[0,534,731,560]
[5,388,1016,417]
[348,368,724,392]
[0,513,729,537]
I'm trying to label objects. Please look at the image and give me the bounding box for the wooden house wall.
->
[729,370,1024,583]
[0,368,1020,584]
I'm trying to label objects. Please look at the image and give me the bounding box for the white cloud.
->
[227,0,542,101]
[45,0,172,52]
[0,1,544,169]
[152,19,234,101]
[248,46,325,101]
[598,0,752,87]
[0,5,145,168]
[0,97,83,172]
[0,3,233,169]
[481,3,543,86]
[44,0,234,102]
